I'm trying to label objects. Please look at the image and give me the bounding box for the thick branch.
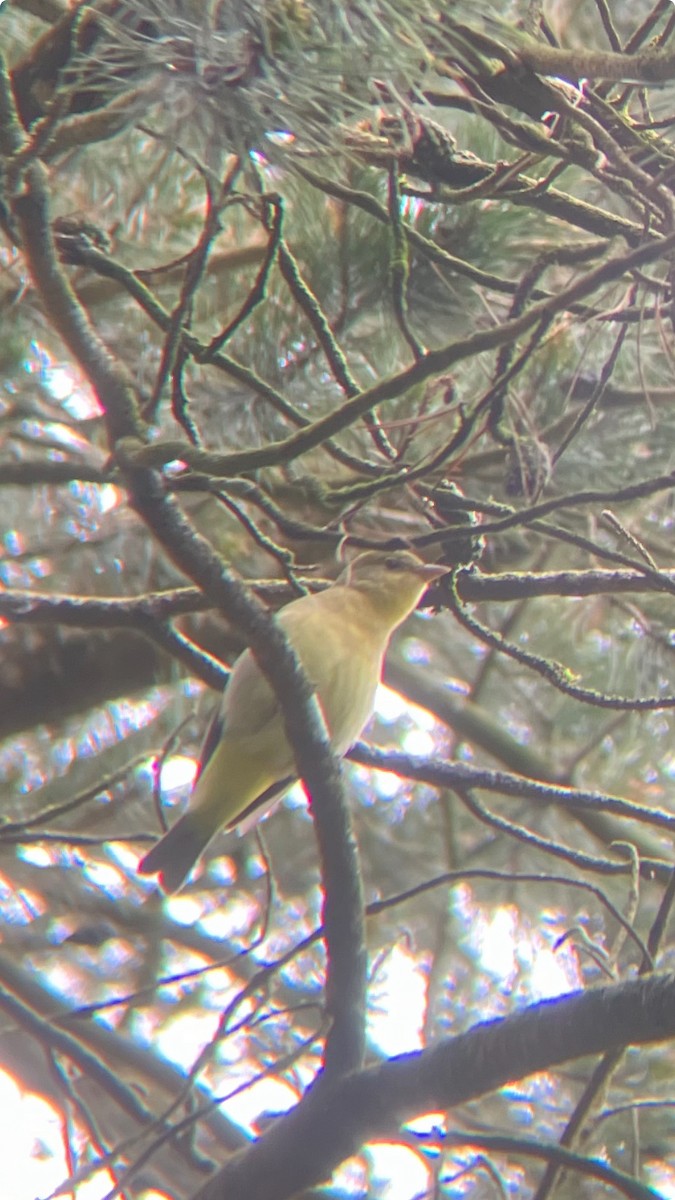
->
[119,456,367,1078]
[193,973,675,1200]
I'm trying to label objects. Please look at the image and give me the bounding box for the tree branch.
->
[193,974,675,1200]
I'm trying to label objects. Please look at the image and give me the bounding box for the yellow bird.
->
[139,550,446,892]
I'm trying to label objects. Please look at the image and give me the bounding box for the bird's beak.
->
[415,562,449,582]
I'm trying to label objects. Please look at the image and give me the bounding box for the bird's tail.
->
[138,811,215,894]
[139,775,294,892]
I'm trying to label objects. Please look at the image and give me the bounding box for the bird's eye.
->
[384,555,402,571]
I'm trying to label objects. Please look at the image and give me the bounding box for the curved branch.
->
[193,973,675,1200]
[118,453,367,1079]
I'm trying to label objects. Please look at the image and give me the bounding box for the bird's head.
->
[340,549,447,626]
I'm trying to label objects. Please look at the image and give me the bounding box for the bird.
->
[138,549,446,892]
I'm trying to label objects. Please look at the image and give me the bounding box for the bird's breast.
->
[289,610,385,752]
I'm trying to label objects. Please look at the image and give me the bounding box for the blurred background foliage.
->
[2,0,675,1197]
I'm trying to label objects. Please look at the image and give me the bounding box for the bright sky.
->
[0,1071,70,1200]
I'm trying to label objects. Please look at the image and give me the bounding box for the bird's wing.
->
[198,703,225,771]
[220,647,279,737]
[232,774,296,834]
[219,589,327,739]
